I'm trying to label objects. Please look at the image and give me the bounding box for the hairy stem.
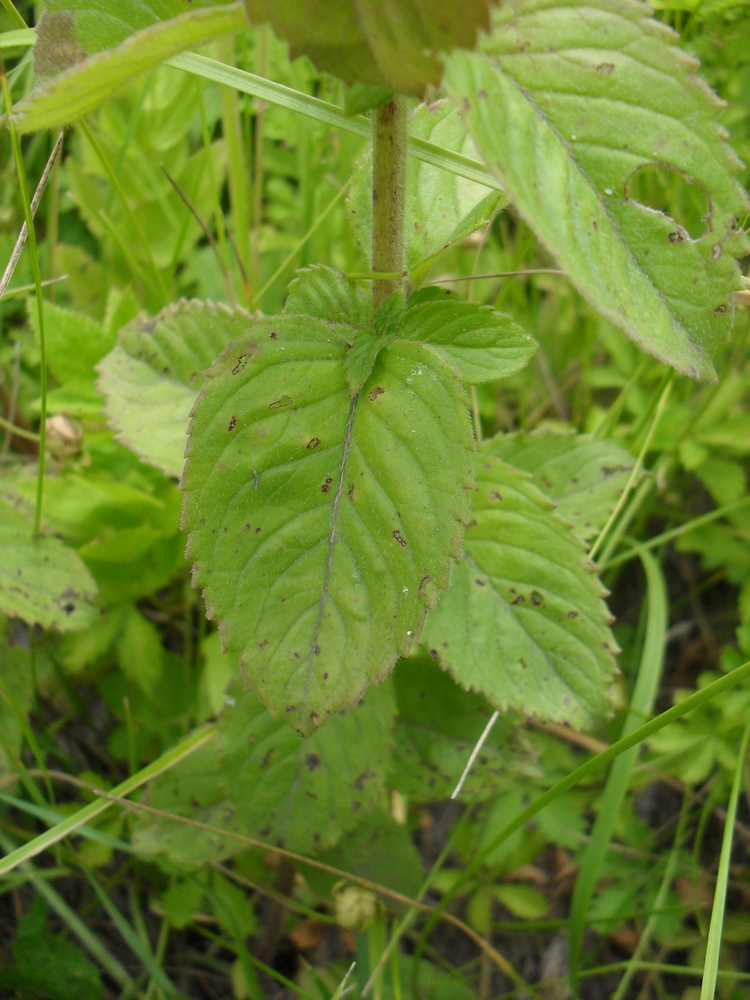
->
[371,98,408,309]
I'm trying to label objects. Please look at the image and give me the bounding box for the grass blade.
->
[0,832,134,990]
[0,724,215,876]
[86,869,180,996]
[700,718,750,1000]
[568,549,668,986]
[1,66,49,537]
[409,657,750,951]
[168,52,503,192]
[612,794,691,1000]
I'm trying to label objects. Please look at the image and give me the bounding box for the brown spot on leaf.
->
[307,437,321,450]
[393,530,407,547]
[596,62,615,75]
[270,395,293,410]
[369,386,386,401]
[321,478,334,493]
[306,754,321,771]
[227,415,237,432]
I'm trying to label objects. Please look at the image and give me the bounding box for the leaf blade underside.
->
[443,0,750,381]
[14,2,246,131]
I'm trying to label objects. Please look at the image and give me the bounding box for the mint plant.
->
[6,0,748,737]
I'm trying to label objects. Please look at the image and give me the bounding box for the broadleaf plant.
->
[181,269,534,734]
[9,0,749,749]
[443,0,750,381]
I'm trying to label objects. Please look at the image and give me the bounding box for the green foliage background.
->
[1,0,750,997]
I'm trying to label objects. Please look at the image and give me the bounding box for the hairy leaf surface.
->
[424,456,616,726]
[0,500,98,632]
[243,0,494,96]
[444,0,750,380]
[348,101,503,279]
[183,307,474,734]
[97,300,251,479]
[14,3,246,131]
[133,680,395,863]
[400,290,536,383]
[484,430,635,541]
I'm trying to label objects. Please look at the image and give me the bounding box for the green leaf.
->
[243,0,494,96]
[391,655,539,801]
[423,455,617,727]
[492,883,549,920]
[182,284,475,735]
[210,870,258,939]
[0,621,34,776]
[400,289,535,383]
[133,680,396,863]
[300,807,424,901]
[443,0,750,381]
[97,300,252,479]
[115,606,164,694]
[28,298,113,386]
[1,897,103,1000]
[483,430,635,541]
[0,499,98,632]
[348,101,504,280]
[14,2,247,132]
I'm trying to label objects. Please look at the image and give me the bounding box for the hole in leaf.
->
[624,163,711,240]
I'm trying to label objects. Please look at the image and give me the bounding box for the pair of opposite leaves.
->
[34,0,493,95]
[174,268,616,736]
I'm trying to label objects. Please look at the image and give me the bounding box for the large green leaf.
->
[0,499,98,632]
[14,2,246,132]
[443,0,750,381]
[424,455,617,727]
[97,300,251,479]
[348,101,504,280]
[133,679,395,863]
[243,0,494,96]
[183,285,475,735]
[484,430,635,542]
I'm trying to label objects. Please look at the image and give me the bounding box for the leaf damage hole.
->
[369,386,386,402]
[624,163,711,240]
[307,437,321,450]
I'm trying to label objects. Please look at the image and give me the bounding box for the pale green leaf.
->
[182,307,474,735]
[0,500,98,632]
[484,430,635,541]
[424,456,617,726]
[14,3,247,132]
[443,0,750,381]
[348,101,504,279]
[115,606,164,695]
[400,289,536,383]
[243,0,494,96]
[493,883,549,919]
[132,680,396,863]
[97,300,251,479]
[29,298,113,386]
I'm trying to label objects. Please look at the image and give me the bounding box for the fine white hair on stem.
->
[451,709,500,799]
[0,130,65,300]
